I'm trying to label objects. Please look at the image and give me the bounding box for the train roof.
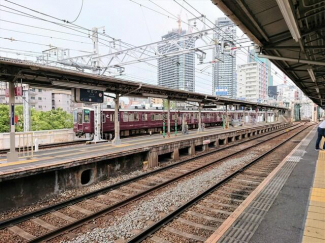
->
[73,108,275,113]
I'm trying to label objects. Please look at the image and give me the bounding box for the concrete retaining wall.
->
[0,129,75,149]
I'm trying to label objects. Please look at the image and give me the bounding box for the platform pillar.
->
[172,148,179,161]
[7,82,19,162]
[188,144,195,156]
[167,99,171,137]
[92,104,102,143]
[112,95,121,145]
[198,104,203,133]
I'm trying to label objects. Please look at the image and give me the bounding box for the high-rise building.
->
[248,49,272,88]
[158,29,195,92]
[213,17,236,98]
[237,62,269,102]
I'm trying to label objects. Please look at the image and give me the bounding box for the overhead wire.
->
[69,0,83,24]
[175,0,286,82]
[0,27,98,45]
[180,0,286,81]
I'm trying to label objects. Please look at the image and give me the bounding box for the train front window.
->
[84,109,90,123]
[77,113,82,124]
[73,110,78,123]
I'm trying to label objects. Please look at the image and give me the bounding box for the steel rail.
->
[128,124,312,243]
[0,124,293,230]
[25,123,304,242]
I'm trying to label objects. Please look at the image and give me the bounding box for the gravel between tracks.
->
[64,153,257,243]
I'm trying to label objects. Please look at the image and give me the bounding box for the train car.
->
[73,107,275,138]
[73,107,247,138]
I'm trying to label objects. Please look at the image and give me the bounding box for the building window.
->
[38,89,42,92]
[38,97,42,100]
[31,96,35,100]
[39,105,42,108]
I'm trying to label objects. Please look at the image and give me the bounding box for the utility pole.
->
[92,27,103,143]
[91,27,100,75]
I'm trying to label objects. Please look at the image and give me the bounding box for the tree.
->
[0,105,73,132]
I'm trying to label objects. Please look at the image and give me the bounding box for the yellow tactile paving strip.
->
[302,148,325,243]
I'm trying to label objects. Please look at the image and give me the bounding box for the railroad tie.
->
[8,226,35,241]
[111,190,131,197]
[217,190,248,199]
[51,211,76,223]
[164,226,206,242]
[85,199,107,208]
[186,211,224,223]
[233,177,262,184]
[31,218,57,231]
[208,194,244,203]
[69,205,93,215]
[131,182,152,189]
[122,186,143,193]
[203,199,237,209]
[97,194,120,202]
[195,205,232,215]
[177,217,216,231]
[150,235,172,243]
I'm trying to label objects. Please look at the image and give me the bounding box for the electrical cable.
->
[69,0,83,24]
[0,27,96,45]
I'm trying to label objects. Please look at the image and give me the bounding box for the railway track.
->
[129,123,313,243]
[0,123,307,242]
[0,140,89,155]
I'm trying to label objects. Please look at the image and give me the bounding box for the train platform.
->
[0,122,282,180]
[206,125,325,243]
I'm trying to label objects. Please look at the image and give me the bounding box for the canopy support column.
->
[7,81,19,162]
[112,95,121,145]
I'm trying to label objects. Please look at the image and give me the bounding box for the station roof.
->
[212,0,325,108]
[0,57,286,110]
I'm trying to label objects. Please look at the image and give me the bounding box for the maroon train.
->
[73,107,273,138]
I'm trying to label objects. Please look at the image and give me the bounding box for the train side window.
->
[129,113,134,122]
[142,114,148,121]
[134,112,139,121]
[123,112,128,122]
[84,109,90,123]
[172,114,175,120]
[151,114,155,121]
[110,114,114,122]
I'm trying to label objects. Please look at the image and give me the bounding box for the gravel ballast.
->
[65,154,257,243]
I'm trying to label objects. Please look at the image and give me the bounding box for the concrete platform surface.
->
[0,122,281,180]
[206,125,322,243]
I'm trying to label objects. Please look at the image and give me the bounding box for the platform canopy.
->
[0,58,286,110]
[212,0,325,108]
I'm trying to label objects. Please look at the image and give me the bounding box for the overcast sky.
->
[0,0,287,95]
